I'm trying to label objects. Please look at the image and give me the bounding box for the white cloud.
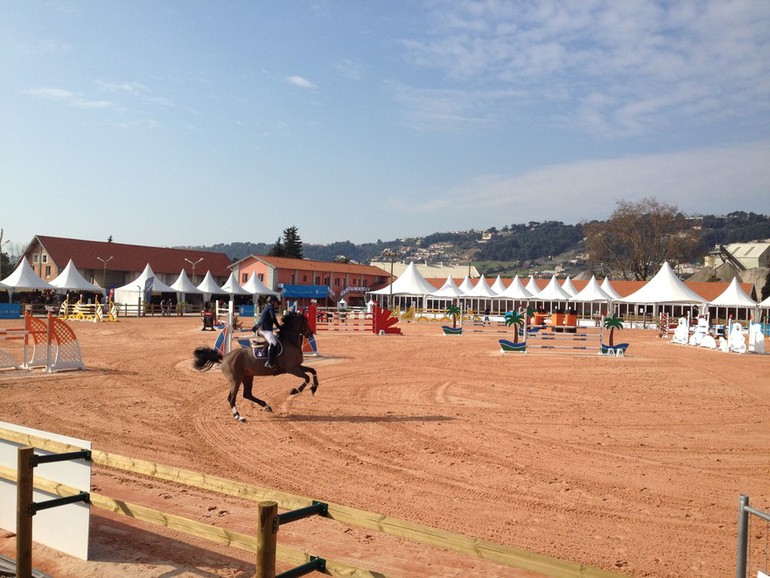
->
[286,75,317,89]
[24,87,113,109]
[397,141,770,223]
[398,1,770,136]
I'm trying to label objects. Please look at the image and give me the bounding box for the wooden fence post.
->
[256,501,278,578]
[16,446,34,578]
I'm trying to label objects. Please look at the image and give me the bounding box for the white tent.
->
[242,272,280,297]
[535,275,572,301]
[458,275,475,294]
[709,277,758,322]
[572,275,612,302]
[499,275,533,300]
[462,274,498,298]
[114,264,175,304]
[170,270,203,296]
[221,272,251,296]
[49,259,104,294]
[0,259,54,298]
[196,271,227,299]
[709,277,757,307]
[761,294,770,308]
[490,275,507,295]
[621,262,706,304]
[561,276,579,297]
[370,262,437,296]
[600,278,623,300]
[430,276,464,299]
[525,275,541,298]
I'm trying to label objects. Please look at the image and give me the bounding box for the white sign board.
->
[0,421,91,560]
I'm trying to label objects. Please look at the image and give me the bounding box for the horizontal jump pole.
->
[529,345,594,350]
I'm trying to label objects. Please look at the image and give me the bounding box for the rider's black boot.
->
[265,345,276,369]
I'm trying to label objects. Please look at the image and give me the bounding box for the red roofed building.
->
[232,255,391,307]
[19,235,232,289]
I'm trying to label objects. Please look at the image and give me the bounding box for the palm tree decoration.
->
[603,314,624,346]
[504,310,525,343]
[446,304,462,329]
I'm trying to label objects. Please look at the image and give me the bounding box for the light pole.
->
[0,229,9,280]
[382,249,400,311]
[185,257,204,284]
[97,256,113,288]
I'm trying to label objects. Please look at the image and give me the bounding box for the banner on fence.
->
[0,421,92,560]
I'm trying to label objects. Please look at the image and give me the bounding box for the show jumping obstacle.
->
[0,314,84,372]
[307,303,402,335]
[499,316,628,356]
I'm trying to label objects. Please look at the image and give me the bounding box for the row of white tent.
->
[370,262,770,308]
[0,259,280,301]
[3,258,768,309]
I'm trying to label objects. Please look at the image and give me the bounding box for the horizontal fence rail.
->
[0,426,625,578]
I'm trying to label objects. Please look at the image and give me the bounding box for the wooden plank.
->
[0,466,392,578]
[89,450,312,511]
[0,428,624,577]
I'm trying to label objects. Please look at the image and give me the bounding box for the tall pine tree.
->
[269,227,303,259]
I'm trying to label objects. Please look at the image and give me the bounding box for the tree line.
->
[178,204,770,282]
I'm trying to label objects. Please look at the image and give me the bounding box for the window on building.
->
[33,254,39,263]
[258,273,264,281]
[303,275,307,282]
[334,279,340,286]
[42,254,48,263]
[241,273,248,283]
[45,266,51,277]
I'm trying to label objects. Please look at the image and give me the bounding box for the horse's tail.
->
[193,346,223,371]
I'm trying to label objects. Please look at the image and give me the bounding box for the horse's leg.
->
[303,365,319,395]
[228,379,246,422]
[286,366,311,396]
[242,375,273,412]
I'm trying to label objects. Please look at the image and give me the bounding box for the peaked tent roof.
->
[197,271,227,294]
[242,272,280,297]
[369,262,437,296]
[490,275,507,295]
[170,270,203,294]
[600,278,623,300]
[0,258,54,291]
[709,277,757,307]
[561,277,579,297]
[499,275,533,300]
[116,264,175,293]
[463,274,499,298]
[430,276,464,299]
[535,276,572,301]
[49,259,104,293]
[621,262,706,304]
[220,272,251,295]
[525,276,541,297]
[761,294,770,308]
[458,276,475,293]
[572,275,612,302]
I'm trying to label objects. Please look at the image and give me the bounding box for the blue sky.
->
[2,1,769,252]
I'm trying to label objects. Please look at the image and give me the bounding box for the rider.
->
[254,295,282,368]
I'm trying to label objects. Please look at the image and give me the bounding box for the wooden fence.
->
[0,426,625,578]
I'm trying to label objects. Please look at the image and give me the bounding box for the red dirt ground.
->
[0,315,768,577]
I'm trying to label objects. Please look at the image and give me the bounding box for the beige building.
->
[704,241,770,270]
[369,261,479,281]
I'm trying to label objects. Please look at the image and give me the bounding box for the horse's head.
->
[283,311,314,339]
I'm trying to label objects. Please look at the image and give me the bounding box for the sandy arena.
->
[1,315,769,577]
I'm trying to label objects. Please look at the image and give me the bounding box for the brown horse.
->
[192,311,319,422]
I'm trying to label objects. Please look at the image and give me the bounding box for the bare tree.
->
[584,197,700,280]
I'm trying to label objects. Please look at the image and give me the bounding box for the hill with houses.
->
[184,211,770,282]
